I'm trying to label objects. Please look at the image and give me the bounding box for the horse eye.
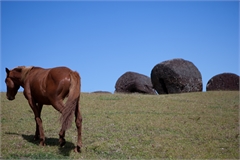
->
[6,78,14,88]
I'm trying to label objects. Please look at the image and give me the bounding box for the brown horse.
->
[5,66,82,152]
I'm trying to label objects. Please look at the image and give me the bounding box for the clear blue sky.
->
[1,1,239,93]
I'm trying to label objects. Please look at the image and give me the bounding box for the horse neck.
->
[20,67,33,86]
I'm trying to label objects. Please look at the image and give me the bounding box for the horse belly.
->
[34,94,51,105]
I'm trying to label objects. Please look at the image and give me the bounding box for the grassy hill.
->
[1,91,239,159]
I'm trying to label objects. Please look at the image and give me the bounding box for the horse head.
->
[5,67,22,100]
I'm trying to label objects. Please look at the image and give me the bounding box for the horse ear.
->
[5,68,10,74]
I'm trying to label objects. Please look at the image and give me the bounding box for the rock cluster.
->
[114,58,238,95]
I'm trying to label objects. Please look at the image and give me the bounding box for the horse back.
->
[25,67,75,105]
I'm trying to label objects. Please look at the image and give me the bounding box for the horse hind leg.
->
[51,100,67,147]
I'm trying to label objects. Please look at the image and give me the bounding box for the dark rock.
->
[151,58,202,94]
[206,73,239,91]
[115,71,156,94]
[91,91,112,94]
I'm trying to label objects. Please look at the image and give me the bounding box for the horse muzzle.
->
[7,96,15,100]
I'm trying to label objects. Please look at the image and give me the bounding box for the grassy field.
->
[0,91,239,159]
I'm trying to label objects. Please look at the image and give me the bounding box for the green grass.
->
[1,91,239,159]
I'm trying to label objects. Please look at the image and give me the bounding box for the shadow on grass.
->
[5,132,75,157]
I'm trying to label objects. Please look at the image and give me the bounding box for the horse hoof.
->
[34,135,39,141]
[39,142,46,146]
[59,139,66,147]
[74,145,81,153]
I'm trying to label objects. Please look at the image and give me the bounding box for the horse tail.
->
[60,71,81,131]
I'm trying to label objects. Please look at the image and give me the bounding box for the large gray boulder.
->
[206,73,239,91]
[115,71,156,94]
[151,58,202,94]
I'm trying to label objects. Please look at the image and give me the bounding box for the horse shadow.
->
[5,132,75,156]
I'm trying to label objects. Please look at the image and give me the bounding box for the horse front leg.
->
[35,116,45,146]
[59,129,66,147]
[74,103,82,152]
[34,104,43,141]
[28,100,45,146]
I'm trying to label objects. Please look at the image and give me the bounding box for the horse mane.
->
[16,66,33,82]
